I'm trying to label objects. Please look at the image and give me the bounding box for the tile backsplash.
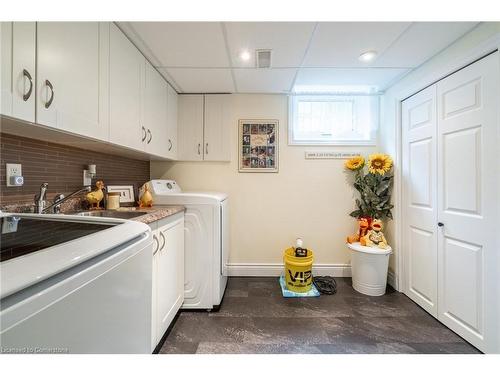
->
[0,133,150,208]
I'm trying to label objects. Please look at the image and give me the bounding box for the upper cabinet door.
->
[178,95,204,161]
[109,23,145,151]
[204,94,230,161]
[37,22,106,140]
[166,84,178,160]
[144,63,168,158]
[1,22,36,122]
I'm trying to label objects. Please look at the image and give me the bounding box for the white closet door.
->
[402,84,438,316]
[436,52,499,353]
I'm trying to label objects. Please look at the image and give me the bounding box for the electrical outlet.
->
[2,216,20,234]
[6,163,23,187]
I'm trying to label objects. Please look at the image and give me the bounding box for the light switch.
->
[6,163,23,187]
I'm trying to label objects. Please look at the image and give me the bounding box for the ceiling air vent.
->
[256,49,272,68]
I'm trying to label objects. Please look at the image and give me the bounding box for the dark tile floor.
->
[159,277,481,354]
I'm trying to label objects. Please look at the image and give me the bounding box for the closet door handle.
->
[44,79,54,109]
[152,234,159,255]
[142,126,147,142]
[159,231,166,251]
[168,139,172,151]
[206,143,208,154]
[23,69,33,101]
[197,143,201,155]
[147,129,152,144]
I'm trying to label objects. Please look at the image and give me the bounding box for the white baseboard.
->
[226,263,352,277]
[387,270,399,290]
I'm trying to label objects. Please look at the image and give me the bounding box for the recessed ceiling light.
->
[239,50,251,61]
[359,50,378,62]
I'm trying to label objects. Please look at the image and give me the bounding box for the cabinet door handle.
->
[147,129,152,144]
[197,143,201,155]
[159,231,166,251]
[206,143,208,154]
[44,79,54,109]
[437,222,444,227]
[23,69,33,101]
[153,234,159,255]
[168,139,172,151]
[142,126,147,142]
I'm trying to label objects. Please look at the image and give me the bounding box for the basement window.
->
[288,95,379,145]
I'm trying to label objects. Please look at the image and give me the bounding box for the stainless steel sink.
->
[70,211,146,219]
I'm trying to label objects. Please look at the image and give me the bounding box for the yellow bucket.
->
[283,247,314,293]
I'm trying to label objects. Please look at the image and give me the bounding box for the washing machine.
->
[146,179,229,310]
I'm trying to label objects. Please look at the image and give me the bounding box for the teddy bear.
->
[347,218,370,244]
[360,219,388,249]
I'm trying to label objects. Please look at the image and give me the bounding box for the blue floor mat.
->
[279,275,320,298]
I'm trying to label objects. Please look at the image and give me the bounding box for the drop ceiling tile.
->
[233,68,297,93]
[224,22,316,68]
[294,68,411,91]
[128,22,230,68]
[303,22,411,68]
[375,22,479,68]
[163,68,234,93]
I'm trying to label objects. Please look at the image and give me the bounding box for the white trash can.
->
[347,242,392,296]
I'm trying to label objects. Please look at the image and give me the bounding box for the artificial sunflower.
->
[345,156,365,171]
[368,153,392,175]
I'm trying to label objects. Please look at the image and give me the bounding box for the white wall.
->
[151,94,378,272]
[380,22,500,280]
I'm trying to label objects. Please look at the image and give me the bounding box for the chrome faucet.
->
[34,183,49,214]
[34,183,92,214]
[42,186,92,214]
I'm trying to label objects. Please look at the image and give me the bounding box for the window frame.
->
[288,94,379,146]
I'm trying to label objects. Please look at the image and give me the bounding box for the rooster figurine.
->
[138,184,153,208]
[86,180,105,210]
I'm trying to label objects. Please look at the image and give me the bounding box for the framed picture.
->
[106,185,136,206]
[239,119,279,173]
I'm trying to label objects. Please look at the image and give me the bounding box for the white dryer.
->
[146,180,229,310]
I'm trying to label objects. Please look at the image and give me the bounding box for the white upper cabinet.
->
[178,94,204,161]
[166,84,178,160]
[1,22,36,122]
[109,23,145,150]
[2,22,178,160]
[177,94,231,161]
[204,94,230,161]
[144,63,168,158]
[36,22,108,141]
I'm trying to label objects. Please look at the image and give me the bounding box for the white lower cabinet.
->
[150,213,184,351]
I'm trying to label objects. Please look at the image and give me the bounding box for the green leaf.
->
[349,210,362,218]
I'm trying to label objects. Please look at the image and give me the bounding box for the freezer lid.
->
[0,214,151,299]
